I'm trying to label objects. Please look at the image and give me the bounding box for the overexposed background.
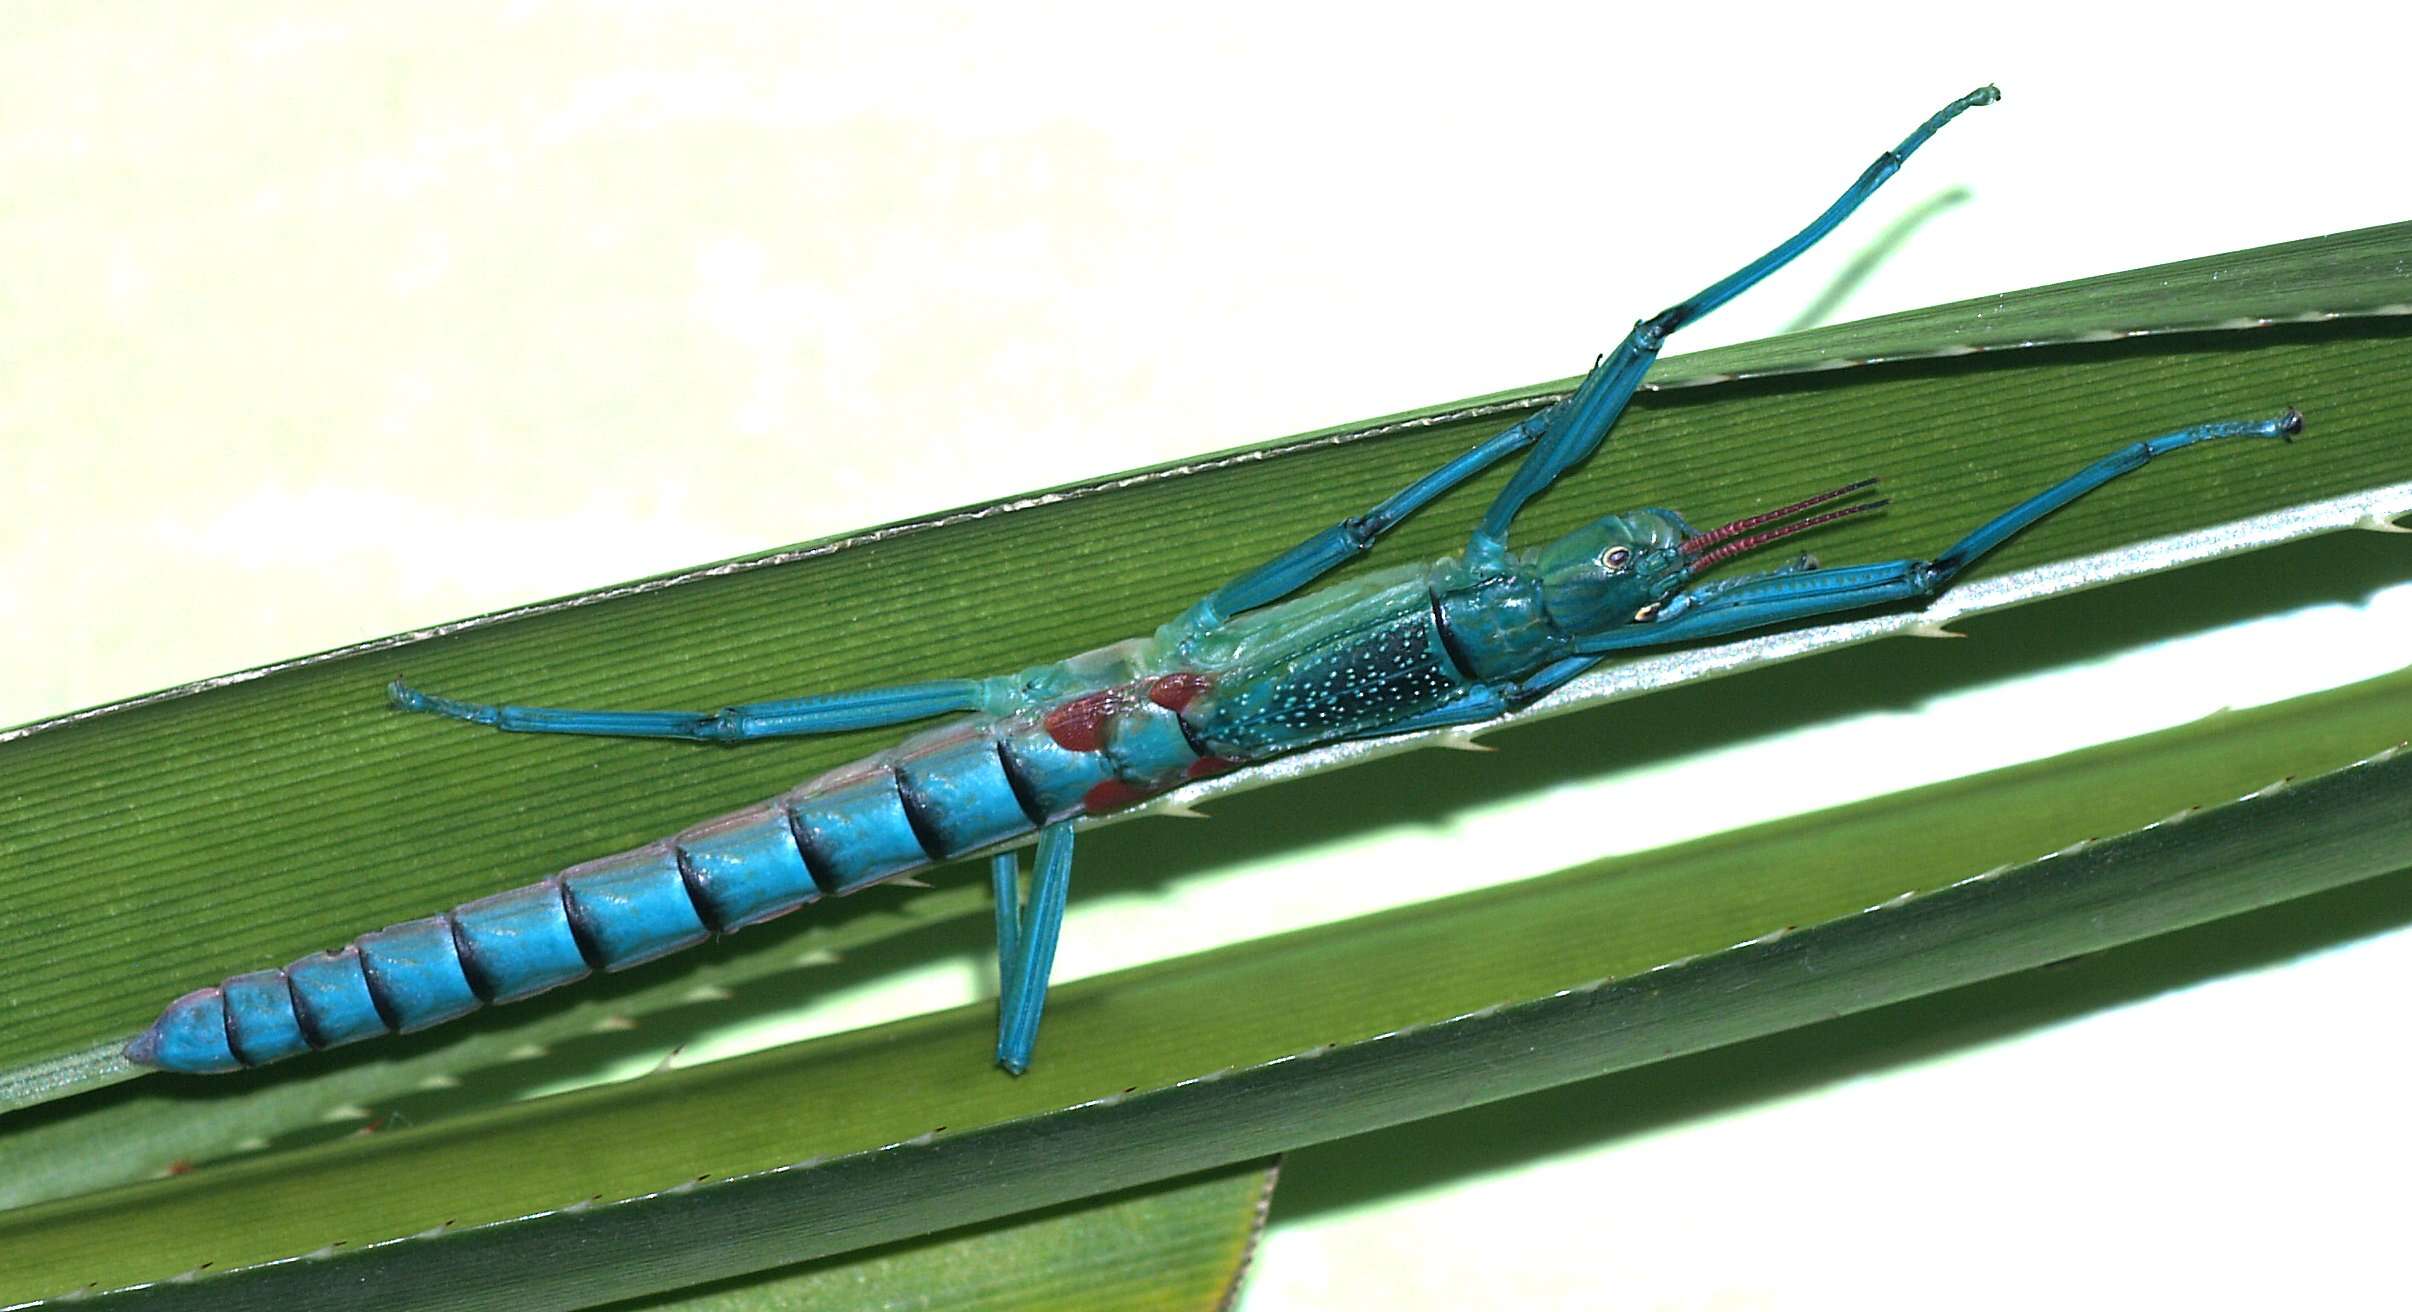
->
[5,5,2410,1307]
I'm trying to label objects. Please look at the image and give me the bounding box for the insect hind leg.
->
[992,822,1077,1074]
[388,676,996,742]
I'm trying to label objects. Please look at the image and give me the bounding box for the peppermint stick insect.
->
[127,84,2301,1079]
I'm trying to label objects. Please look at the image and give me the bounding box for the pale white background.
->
[5,5,2410,1308]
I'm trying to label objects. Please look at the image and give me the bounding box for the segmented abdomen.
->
[129,680,1218,1074]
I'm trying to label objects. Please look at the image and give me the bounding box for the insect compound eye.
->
[1600,547,1633,571]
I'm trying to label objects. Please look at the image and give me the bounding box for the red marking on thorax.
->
[1042,689,1126,752]
[1081,779,1155,815]
[1146,672,1214,712]
[1055,673,1223,812]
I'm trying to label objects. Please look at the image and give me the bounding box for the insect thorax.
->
[1426,557,1568,683]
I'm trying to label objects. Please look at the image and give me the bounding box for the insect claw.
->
[1153,800,1211,819]
[886,875,934,889]
[2354,511,2412,534]
[1437,732,1497,753]
[1907,622,1967,639]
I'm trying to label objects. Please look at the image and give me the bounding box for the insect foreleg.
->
[387,676,996,741]
[1468,84,2001,563]
[993,822,1077,1074]
[1578,410,2303,655]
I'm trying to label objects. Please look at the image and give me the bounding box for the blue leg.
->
[994,822,1076,1074]
[990,850,1024,1008]
[388,676,990,741]
[1184,416,1549,631]
[1468,85,2000,564]
[1377,654,1607,734]
[1578,411,2302,655]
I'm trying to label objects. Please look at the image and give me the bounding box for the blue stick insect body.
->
[127,85,2301,1079]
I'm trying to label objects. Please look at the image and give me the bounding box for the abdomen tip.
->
[126,987,243,1074]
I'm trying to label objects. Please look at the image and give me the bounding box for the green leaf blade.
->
[3,224,2411,1306]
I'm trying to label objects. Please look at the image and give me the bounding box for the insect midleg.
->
[1179,417,1549,632]
[385,675,995,741]
[1468,85,2002,561]
[1577,411,2305,654]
